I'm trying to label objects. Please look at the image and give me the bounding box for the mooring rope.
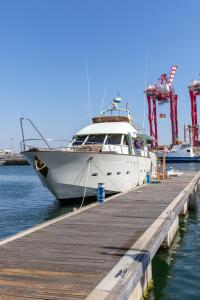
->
[79,157,93,209]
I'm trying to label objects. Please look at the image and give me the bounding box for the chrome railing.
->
[20,118,51,151]
[20,138,71,152]
[20,118,71,152]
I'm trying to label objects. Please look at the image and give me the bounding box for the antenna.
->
[142,48,149,131]
[86,56,91,123]
[100,84,107,113]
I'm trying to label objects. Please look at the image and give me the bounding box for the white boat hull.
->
[22,151,157,201]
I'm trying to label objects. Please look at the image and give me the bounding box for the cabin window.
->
[106,134,122,145]
[123,135,129,146]
[187,149,190,153]
[85,134,106,145]
[72,135,87,146]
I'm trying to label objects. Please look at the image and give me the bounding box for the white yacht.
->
[21,97,157,202]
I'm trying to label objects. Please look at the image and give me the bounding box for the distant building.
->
[0,149,12,157]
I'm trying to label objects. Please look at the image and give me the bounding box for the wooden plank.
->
[0,171,198,299]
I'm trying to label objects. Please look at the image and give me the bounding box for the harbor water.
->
[151,211,200,300]
[0,165,200,299]
[0,165,77,239]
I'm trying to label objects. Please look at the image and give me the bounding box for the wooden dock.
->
[0,171,199,300]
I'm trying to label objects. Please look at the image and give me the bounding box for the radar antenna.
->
[101,94,132,122]
[112,93,122,109]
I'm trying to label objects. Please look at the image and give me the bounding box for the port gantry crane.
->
[184,124,192,145]
[145,66,178,148]
[188,80,200,146]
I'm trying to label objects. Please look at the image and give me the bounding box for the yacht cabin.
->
[70,114,152,157]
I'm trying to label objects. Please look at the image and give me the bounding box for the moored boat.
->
[156,143,200,163]
[20,96,157,202]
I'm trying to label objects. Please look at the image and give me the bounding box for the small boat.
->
[157,143,200,163]
[167,167,183,177]
[20,96,157,202]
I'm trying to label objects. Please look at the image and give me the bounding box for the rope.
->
[79,157,93,209]
[35,159,47,171]
[73,163,89,185]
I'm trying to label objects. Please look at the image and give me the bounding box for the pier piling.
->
[161,216,179,248]
[189,191,198,211]
[180,198,189,216]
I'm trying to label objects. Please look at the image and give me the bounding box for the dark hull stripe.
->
[159,157,200,163]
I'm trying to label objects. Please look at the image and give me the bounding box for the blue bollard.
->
[146,172,151,184]
[97,183,105,204]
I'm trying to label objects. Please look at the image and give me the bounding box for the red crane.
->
[184,124,192,145]
[188,80,200,146]
[145,66,178,148]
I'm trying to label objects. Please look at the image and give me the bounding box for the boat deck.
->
[0,171,198,299]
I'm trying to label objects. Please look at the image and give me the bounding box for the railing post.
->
[20,118,25,151]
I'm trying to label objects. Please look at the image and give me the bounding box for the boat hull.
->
[159,157,200,163]
[22,150,157,201]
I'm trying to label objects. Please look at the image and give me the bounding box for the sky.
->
[0,0,200,151]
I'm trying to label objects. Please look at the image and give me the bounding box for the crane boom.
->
[168,65,178,88]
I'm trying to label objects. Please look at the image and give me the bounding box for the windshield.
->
[85,135,106,145]
[106,134,122,145]
[72,135,87,146]
[72,134,125,146]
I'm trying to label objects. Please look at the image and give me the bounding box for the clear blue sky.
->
[0,0,200,151]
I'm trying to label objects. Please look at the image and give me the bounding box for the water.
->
[0,165,81,239]
[165,162,200,172]
[150,210,200,300]
[0,164,200,299]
